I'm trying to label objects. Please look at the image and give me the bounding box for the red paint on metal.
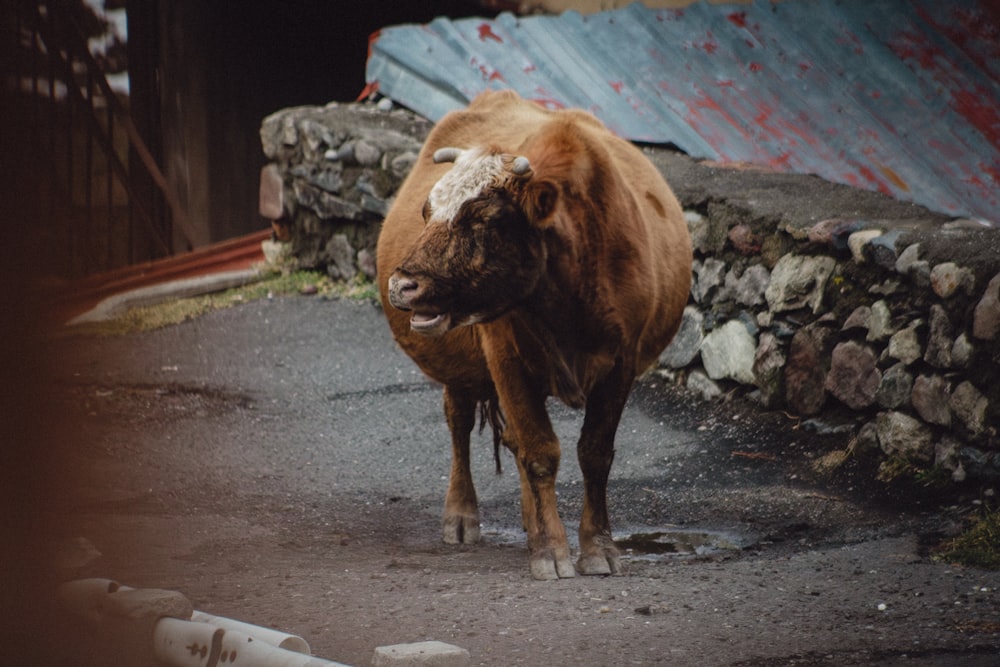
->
[56,230,270,322]
[856,164,892,195]
[952,88,1000,147]
[748,62,763,73]
[355,80,379,102]
[477,23,503,43]
[530,88,566,110]
[702,35,719,55]
[877,164,910,191]
[889,30,944,70]
[915,5,1000,78]
[728,12,748,28]
[611,80,625,93]
[981,161,1000,185]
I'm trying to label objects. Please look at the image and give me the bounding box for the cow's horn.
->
[433,147,464,163]
[511,156,531,175]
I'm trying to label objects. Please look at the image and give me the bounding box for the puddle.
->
[616,528,752,560]
[481,525,755,562]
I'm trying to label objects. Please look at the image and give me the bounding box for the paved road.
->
[28,295,1000,665]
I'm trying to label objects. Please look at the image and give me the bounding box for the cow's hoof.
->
[577,538,624,576]
[442,515,480,545]
[529,550,576,580]
[576,552,623,576]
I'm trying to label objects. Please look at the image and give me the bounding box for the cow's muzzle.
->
[387,273,452,337]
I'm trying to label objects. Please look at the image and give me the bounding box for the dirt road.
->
[22,296,1000,665]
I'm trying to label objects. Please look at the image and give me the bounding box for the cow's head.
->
[387,146,558,336]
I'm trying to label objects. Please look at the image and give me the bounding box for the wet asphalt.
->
[33,294,1000,665]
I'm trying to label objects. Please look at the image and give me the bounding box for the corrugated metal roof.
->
[366,0,1000,224]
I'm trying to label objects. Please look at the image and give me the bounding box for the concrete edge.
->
[66,268,262,326]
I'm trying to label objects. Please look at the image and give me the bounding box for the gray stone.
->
[875,363,913,410]
[876,411,934,463]
[909,260,931,289]
[294,181,364,220]
[949,381,989,439]
[869,279,902,296]
[727,223,762,255]
[325,234,357,280]
[764,254,837,314]
[867,300,894,342]
[361,193,390,216]
[960,447,1000,481]
[807,218,866,251]
[935,436,963,477]
[864,229,905,269]
[894,243,921,275]
[824,341,881,410]
[685,210,714,254]
[372,641,471,667]
[687,370,722,400]
[973,272,1000,340]
[784,324,834,416]
[261,239,292,266]
[730,264,770,307]
[700,320,756,384]
[910,375,952,427]
[951,333,973,368]
[930,262,973,299]
[357,248,377,279]
[847,229,883,263]
[259,164,285,220]
[842,305,872,333]
[354,138,383,166]
[691,258,727,304]
[887,324,922,365]
[391,151,420,179]
[923,305,954,369]
[660,306,704,369]
[752,332,785,408]
[309,165,345,193]
[854,420,880,456]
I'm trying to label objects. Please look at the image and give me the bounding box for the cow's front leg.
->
[483,333,574,580]
[442,386,480,544]
[576,359,633,576]
[509,432,575,580]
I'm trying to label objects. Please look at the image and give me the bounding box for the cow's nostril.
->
[388,275,422,310]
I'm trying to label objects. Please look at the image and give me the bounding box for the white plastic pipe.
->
[191,611,310,654]
[153,617,351,667]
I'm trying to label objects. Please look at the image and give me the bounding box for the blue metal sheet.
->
[365,0,1000,224]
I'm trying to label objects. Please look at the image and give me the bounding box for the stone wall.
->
[260,102,1000,483]
[259,100,432,279]
[660,211,1000,481]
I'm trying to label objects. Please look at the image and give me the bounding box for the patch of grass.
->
[935,509,1000,570]
[67,269,380,337]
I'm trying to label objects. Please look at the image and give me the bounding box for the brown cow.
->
[377,90,691,580]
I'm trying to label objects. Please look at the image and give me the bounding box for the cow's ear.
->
[522,179,558,227]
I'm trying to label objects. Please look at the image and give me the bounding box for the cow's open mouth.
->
[409,311,451,336]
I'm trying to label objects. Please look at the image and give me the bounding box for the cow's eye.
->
[421,200,432,223]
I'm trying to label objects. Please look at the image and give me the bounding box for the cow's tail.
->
[478,397,506,475]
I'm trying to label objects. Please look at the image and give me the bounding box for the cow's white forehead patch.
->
[428,148,505,224]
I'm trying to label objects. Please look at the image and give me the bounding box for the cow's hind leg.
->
[442,386,481,544]
[576,360,633,575]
